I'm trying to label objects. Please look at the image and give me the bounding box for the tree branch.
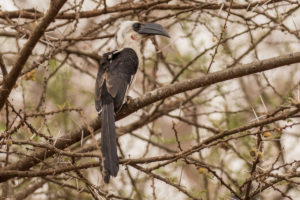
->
[0,0,170,19]
[15,179,47,200]
[0,0,285,20]
[1,51,300,182]
[0,0,67,111]
[0,54,7,77]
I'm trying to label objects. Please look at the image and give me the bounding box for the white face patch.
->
[115,21,140,48]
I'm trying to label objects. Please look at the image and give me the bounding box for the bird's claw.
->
[126,96,133,104]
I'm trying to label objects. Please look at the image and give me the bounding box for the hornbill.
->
[95,21,169,183]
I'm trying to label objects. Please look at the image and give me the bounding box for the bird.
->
[95,21,170,183]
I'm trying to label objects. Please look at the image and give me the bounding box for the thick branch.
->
[0,0,67,111]
[0,0,170,19]
[0,0,284,19]
[1,51,300,182]
[15,180,47,200]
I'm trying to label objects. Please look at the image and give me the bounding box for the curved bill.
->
[138,23,170,38]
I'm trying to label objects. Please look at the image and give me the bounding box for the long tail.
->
[101,102,119,183]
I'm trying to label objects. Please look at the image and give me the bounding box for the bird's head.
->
[115,21,170,49]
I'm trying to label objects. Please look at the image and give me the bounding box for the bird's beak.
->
[138,23,170,38]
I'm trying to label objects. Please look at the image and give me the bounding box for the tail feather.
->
[101,102,119,183]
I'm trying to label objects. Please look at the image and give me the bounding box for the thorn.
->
[251,107,259,122]
[259,95,268,113]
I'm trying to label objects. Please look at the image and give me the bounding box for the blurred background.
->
[0,0,300,199]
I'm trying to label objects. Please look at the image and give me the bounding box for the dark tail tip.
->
[99,157,119,183]
[104,171,110,184]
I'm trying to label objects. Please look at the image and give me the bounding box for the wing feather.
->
[105,48,138,111]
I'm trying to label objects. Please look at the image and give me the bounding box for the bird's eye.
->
[132,23,141,32]
[131,35,135,40]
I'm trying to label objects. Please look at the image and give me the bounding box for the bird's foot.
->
[126,96,133,105]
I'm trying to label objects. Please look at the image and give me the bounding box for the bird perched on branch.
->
[95,21,169,183]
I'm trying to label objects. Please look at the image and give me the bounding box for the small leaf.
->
[24,69,36,81]
[250,149,256,157]
[198,167,207,174]
[263,132,271,138]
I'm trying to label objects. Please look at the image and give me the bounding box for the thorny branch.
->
[1,0,300,199]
